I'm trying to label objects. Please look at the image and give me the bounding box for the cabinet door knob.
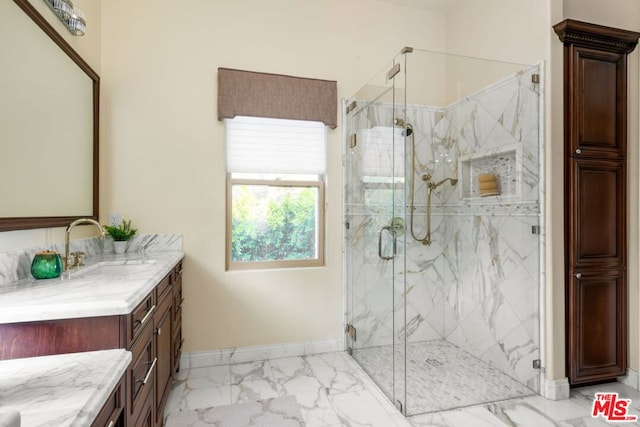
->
[575,273,582,279]
[575,148,582,154]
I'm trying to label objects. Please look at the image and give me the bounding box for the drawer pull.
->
[107,421,115,427]
[135,305,156,327]
[155,327,162,336]
[137,357,157,385]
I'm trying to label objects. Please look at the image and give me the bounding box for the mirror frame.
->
[0,0,99,231]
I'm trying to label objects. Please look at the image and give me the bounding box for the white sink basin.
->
[0,409,20,427]
[67,259,157,279]
[81,263,156,277]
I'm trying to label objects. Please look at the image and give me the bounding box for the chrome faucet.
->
[64,218,105,272]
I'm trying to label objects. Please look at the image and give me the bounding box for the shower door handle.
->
[378,225,396,261]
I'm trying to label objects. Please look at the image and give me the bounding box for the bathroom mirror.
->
[0,0,99,231]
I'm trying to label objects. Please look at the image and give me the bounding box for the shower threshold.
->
[352,339,535,416]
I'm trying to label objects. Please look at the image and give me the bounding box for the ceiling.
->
[374,0,452,12]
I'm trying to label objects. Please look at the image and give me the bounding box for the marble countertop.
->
[0,349,131,427]
[0,251,183,324]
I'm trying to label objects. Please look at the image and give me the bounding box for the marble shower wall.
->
[345,65,542,391]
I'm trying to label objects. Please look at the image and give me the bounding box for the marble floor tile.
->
[165,350,640,427]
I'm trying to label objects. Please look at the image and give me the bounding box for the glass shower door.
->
[344,54,407,413]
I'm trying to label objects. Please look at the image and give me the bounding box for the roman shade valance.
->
[217,68,337,129]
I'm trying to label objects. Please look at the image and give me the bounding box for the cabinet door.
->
[569,46,627,158]
[567,269,626,383]
[569,158,626,270]
[154,293,172,427]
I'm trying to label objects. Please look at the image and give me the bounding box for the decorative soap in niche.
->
[478,173,499,197]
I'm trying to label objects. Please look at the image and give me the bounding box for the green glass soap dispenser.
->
[31,250,63,279]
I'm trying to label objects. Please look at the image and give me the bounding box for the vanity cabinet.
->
[0,258,184,426]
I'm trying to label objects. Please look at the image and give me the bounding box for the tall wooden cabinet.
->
[554,20,639,385]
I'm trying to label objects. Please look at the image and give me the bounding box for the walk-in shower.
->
[344,47,543,416]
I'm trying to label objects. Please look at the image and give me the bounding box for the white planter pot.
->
[113,241,127,254]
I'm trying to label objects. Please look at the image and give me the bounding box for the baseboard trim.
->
[542,376,570,400]
[618,369,639,390]
[182,339,344,369]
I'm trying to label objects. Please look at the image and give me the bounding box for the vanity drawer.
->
[128,321,155,422]
[127,293,156,348]
[156,273,172,304]
[91,375,125,427]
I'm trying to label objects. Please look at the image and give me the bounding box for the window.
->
[225,116,326,270]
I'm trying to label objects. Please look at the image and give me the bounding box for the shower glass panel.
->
[344,51,408,412]
[345,48,543,416]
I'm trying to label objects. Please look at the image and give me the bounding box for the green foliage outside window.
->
[231,185,317,262]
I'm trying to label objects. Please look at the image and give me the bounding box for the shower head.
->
[394,118,413,136]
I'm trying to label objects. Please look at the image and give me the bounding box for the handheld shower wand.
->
[428,177,458,190]
[395,116,458,246]
[422,174,458,246]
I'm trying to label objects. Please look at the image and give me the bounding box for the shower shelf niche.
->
[458,144,521,201]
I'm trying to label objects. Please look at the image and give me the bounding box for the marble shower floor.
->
[164,351,640,426]
[353,340,535,415]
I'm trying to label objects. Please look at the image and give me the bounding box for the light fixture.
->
[42,0,86,36]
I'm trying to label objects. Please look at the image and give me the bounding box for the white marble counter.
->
[0,251,183,324]
[0,349,131,427]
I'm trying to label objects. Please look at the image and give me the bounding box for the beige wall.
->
[548,0,566,383]
[444,0,550,65]
[100,0,446,352]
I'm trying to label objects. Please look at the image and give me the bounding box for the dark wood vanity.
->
[0,259,184,427]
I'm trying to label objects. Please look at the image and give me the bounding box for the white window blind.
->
[361,127,405,178]
[226,116,326,174]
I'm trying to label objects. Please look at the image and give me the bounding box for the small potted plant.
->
[104,219,137,254]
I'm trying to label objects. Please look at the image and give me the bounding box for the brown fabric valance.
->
[217,68,337,129]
